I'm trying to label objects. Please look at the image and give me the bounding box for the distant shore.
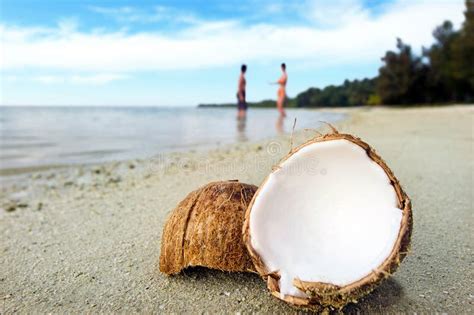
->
[0,105,472,313]
[198,97,298,108]
[197,101,472,109]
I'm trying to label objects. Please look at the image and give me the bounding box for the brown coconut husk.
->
[242,130,413,310]
[160,180,258,275]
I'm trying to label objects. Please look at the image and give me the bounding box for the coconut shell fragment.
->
[243,131,413,310]
[159,180,257,275]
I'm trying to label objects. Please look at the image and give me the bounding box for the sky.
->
[0,0,466,106]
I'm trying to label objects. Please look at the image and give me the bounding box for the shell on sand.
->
[242,131,413,310]
[159,180,258,275]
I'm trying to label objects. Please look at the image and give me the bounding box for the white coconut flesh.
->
[249,139,403,298]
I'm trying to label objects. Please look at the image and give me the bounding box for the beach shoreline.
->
[0,106,345,177]
[0,105,472,313]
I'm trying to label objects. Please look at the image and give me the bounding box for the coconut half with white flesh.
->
[243,131,412,309]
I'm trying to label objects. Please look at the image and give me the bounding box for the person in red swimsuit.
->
[270,63,287,117]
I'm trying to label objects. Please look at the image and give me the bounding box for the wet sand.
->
[0,105,473,313]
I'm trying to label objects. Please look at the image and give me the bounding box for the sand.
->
[0,105,473,313]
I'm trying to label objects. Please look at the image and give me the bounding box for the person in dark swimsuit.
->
[237,64,247,118]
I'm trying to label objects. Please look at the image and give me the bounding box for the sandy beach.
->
[1,105,472,313]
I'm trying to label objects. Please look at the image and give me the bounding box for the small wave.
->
[57,149,124,158]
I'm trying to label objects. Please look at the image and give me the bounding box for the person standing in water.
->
[271,63,287,117]
[237,64,247,118]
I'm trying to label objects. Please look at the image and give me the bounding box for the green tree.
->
[296,78,376,107]
[377,38,428,104]
[424,1,474,102]
[367,94,381,106]
[295,1,473,107]
[450,1,474,99]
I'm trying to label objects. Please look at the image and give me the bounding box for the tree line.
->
[296,1,473,107]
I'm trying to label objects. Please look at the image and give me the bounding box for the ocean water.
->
[0,106,345,174]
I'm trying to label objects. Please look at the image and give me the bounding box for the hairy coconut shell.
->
[242,132,413,310]
[160,180,257,275]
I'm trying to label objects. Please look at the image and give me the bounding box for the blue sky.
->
[0,0,466,106]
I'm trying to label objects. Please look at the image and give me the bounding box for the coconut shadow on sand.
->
[344,278,404,313]
[167,267,404,313]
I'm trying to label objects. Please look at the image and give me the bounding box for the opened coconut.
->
[160,180,257,275]
[243,131,412,309]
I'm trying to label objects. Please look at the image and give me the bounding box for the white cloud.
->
[264,3,285,14]
[69,74,128,85]
[2,75,19,82]
[88,6,135,16]
[57,17,79,33]
[33,75,64,84]
[304,0,370,27]
[87,5,199,24]
[30,74,128,85]
[88,5,162,23]
[0,0,465,74]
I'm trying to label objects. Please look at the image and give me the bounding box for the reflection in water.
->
[276,115,285,135]
[237,116,248,142]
